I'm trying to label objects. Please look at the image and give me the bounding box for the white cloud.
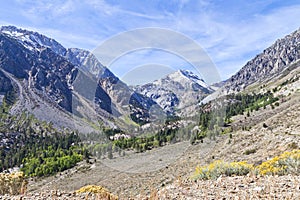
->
[179,4,300,80]
[2,0,300,82]
[92,27,221,84]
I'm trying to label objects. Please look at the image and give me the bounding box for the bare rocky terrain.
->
[25,139,218,198]
[155,174,300,200]
[17,80,299,199]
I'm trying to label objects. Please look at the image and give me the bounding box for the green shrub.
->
[288,142,299,149]
[244,149,256,155]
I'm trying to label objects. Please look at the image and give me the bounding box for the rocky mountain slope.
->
[27,27,300,199]
[135,70,214,116]
[0,25,217,130]
[0,32,75,111]
[202,27,300,104]
[221,28,300,94]
[0,26,160,130]
[64,47,159,127]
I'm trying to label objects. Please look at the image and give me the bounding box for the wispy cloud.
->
[1,0,300,83]
[200,4,300,78]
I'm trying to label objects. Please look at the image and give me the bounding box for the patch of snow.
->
[2,30,23,37]
[178,70,210,89]
[1,25,66,55]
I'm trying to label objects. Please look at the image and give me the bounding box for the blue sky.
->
[1,0,300,84]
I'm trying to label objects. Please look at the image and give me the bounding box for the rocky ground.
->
[0,191,95,200]
[24,139,219,199]
[1,174,299,199]
[1,87,300,200]
[153,174,300,200]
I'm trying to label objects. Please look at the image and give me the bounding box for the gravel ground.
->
[0,191,111,200]
[153,174,300,200]
[1,174,299,199]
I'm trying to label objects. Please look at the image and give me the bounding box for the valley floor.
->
[2,90,300,200]
[25,139,218,198]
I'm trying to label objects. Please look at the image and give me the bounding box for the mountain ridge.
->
[223,27,300,93]
[135,69,214,115]
[0,25,161,130]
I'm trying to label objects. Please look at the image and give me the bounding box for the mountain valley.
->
[0,25,300,199]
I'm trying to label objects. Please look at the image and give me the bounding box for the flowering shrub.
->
[193,150,300,180]
[193,160,254,180]
[257,150,300,175]
[76,185,118,200]
[0,171,27,195]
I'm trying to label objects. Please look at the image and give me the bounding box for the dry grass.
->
[0,172,28,195]
[76,185,118,200]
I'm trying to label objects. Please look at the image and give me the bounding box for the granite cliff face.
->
[65,47,158,124]
[0,70,13,104]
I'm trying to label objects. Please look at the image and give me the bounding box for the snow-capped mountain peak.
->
[0,25,66,55]
[178,69,210,89]
[154,69,212,91]
[0,26,111,78]
[135,69,214,115]
[65,48,115,79]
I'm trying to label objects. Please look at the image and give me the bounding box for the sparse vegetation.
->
[243,148,256,155]
[257,150,300,175]
[76,185,118,200]
[196,92,279,142]
[0,172,27,195]
[193,150,300,180]
[288,142,299,149]
[193,160,253,180]
[0,103,86,177]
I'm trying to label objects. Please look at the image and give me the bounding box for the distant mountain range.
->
[1,25,299,133]
[0,25,214,132]
[0,26,155,131]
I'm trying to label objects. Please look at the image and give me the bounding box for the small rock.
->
[253,186,264,192]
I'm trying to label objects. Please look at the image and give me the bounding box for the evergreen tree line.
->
[113,127,179,152]
[86,123,196,159]
[0,103,86,177]
[89,92,280,155]
[197,91,279,140]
